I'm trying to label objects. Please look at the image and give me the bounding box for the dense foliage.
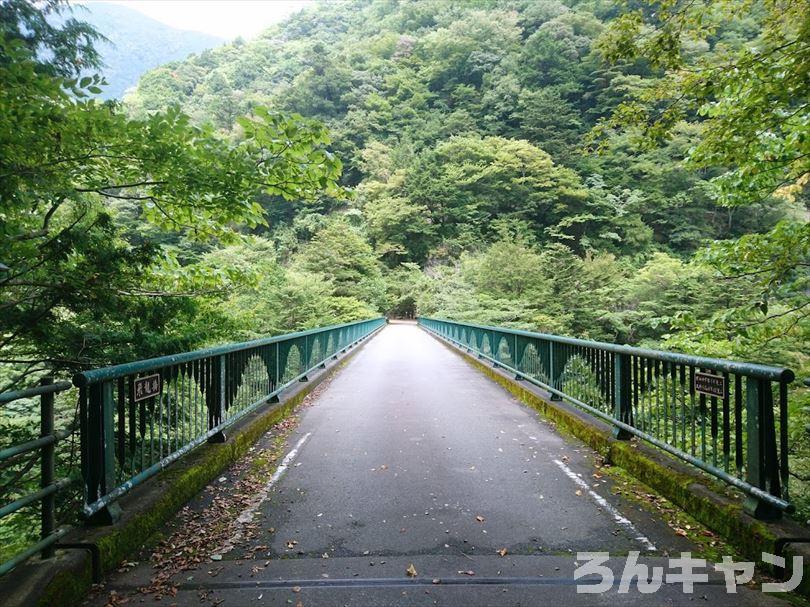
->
[125,0,806,358]
[1,0,808,537]
[125,0,808,513]
[0,0,343,556]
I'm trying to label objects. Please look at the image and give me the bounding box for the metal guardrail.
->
[418,317,795,519]
[72,317,386,522]
[0,378,75,576]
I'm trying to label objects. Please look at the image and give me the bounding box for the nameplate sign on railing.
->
[134,374,161,401]
[693,372,726,399]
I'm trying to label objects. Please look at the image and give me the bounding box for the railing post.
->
[744,377,782,519]
[40,377,55,559]
[549,342,562,401]
[207,356,226,443]
[300,337,310,381]
[612,352,633,439]
[86,380,121,524]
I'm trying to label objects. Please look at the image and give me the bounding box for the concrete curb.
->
[423,328,810,596]
[0,328,383,607]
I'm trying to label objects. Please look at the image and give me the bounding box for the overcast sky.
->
[81,1,315,40]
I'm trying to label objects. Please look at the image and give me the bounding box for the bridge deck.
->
[90,323,787,606]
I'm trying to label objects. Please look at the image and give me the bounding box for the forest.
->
[0,0,808,555]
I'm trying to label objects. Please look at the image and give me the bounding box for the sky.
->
[83,1,315,40]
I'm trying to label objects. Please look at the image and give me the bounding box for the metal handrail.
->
[0,318,387,576]
[0,381,72,404]
[418,316,795,519]
[73,321,380,386]
[420,318,794,382]
[0,378,74,576]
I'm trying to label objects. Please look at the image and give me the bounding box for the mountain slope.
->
[74,2,223,99]
[126,0,787,260]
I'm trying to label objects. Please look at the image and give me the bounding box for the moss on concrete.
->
[35,560,93,607]
[602,462,736,562]
[90,398,300,573]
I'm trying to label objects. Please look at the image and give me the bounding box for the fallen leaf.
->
[406,563,418,577]
[475,515,485,523]
[496,548,508,557]
[575,489,583,496]
[286,540,298,549]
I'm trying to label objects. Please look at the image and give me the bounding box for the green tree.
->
[406,135,589,253]
[0,0,343,389]
[592,0,809,357]
[296,219,385,309]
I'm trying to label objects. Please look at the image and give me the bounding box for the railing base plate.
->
[207,431,227,444]
[86,502,121,526]
[612,426,632,440]
[744,495,782,520]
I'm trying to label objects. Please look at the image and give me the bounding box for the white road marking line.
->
[553,458,657,552]
[237,431,312,523]
[214,432,312,554]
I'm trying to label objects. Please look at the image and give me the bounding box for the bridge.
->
[1,318,806,605]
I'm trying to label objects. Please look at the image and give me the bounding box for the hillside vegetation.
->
[126,0,809,512]
[125,0,806,356]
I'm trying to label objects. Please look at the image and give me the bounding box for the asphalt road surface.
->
[90,323,789,606]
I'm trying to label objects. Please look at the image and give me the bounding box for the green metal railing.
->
[0,378,75,576]
[72,317,386,522]
[418,317,795,519]
[1,318,384,575]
